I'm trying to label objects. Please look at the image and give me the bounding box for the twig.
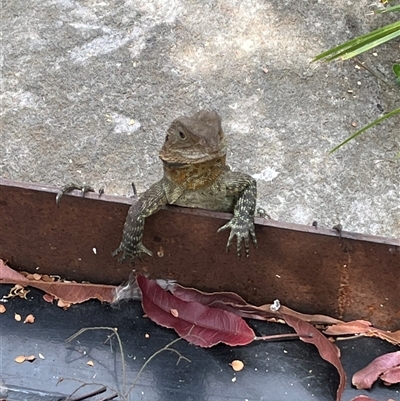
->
[354,58,399,90]
[255,333,313,341]
[65,327,127,396]
[66,386,106,401]
[127,337,191,394]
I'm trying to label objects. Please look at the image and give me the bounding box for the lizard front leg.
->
[112,180,168,262]
[217,172,257,257]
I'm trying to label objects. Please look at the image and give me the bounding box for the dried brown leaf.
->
[0,304,6,313]
[363,328,400,346]
[14,313,21,321]
[24,314,35,324]
[1,259,117,305]
[86,360,94,366]
[57,299,71,308]
[352,351,400,389]
[43,294,55,303]
[324,320,400,346]
[15,355,26,363]
[0,260,29,284]
[324,320,372,335]
[26,355,36,362]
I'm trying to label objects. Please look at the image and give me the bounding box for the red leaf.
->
[281,313,346,401]
[172,285,248,307]
[381,365,400,385]
[172,284,342,325]
[352,351,400,389]
[136,275,255,348]
[350,396,383,401]
[171,283,346,401]
[0,259,29,284]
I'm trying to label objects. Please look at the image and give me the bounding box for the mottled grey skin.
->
[113,110,257,261]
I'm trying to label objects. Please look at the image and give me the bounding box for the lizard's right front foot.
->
[112,241,153,262]
[56,182,95,206]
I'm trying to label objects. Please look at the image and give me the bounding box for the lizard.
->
[112,110,258,261]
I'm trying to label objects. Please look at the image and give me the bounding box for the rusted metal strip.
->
[1,178,399,329]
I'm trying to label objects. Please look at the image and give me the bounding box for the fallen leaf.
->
[324,320,372,335]
[170,282,345,401]
[230,360,244,371]
[14,313,21,322]
[87,360,94,366]
[171,284,342,325]
[0,304,6,313]
[380,365,400,385]
[364,328,400,346]
[1,260,117,305]
[26,355,36,362]
[43,294,55,303]
[57,299,71,308]
[0,260,29,284]
[39,353,45,359]
[281,313,346,401]
[24,314,35,324]
[15,355,26,363]
[324,320,400,346]
[352,351,400,389]
[137,276,255,348]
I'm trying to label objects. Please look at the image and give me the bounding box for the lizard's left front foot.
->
[56,182,95,206]
[217,216,257,258]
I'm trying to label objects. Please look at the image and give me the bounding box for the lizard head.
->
[159,110,227,165]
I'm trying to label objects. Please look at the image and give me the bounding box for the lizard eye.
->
[178,129,187,140]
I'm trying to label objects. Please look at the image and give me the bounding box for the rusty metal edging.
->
[1,177,399,329]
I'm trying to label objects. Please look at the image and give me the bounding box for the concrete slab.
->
[1,0,399,238]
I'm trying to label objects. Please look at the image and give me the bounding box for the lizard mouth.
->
[161,160,188,168]
[159,146,226,166]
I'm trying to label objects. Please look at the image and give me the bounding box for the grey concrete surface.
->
[1,0,399,238]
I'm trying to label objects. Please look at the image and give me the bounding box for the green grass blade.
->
[338,30,400,60]
[330,108,400,153]
[312,20,400,62]
[374,5,400,14]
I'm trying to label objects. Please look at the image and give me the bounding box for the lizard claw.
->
[56,182,95,206]
[217,217,257,258]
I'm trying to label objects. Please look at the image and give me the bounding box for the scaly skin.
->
[113,110,257,261]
